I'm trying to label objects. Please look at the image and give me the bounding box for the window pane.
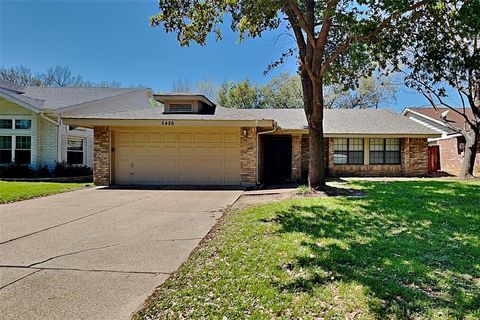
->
[370,151,384,164]
[0,136,12,149]
[14,150,31,164]
[369,138,384,151]
[349,138,364,151]
[334,138,348,151]
[68,139,83,151]
[385,151,401,164]
[348,151,364,164]
[14,120,32,130]
[16,136,31,150]
[333,151,348,164]
[0,150,12,163]
[385,138,400,151]
[0,119,12,129]
[67,151,84,165]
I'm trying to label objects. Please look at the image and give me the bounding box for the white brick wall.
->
[35,114,59,170]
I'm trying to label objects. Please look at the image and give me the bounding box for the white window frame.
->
[0,135,32,164]
[0,118,32,130]
[67,138,85,165]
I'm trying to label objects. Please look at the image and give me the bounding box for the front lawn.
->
[136,180,480,320]
[0,181,91,204]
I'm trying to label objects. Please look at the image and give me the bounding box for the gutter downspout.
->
[256,120,278,185]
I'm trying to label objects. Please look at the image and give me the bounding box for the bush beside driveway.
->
[135,180,480,320]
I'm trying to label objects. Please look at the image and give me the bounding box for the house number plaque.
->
[161,121,175,126]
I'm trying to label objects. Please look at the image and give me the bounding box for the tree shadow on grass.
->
[271,180,480,318]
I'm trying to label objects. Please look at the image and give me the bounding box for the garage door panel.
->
[147,146,162,156]
[224,146,238,157]
[118,132,133,142]
[224,133,237,143]
[209,146,223,157]
[116,146,132,156]
[209,159,223,171]
[209,133,224,143]
[194,146,208,157]
[224,159,239,172]
[224,173,240,184]
[209,174,224,184]
[194,159,208,171]
[163,133,177,143]
[133,133,146,142]
[179,133,192,143]
[148,133,162,142]
[115,129,240,185]
[194,133,207,143]
[133,146,147,155]
[179,146,193,157]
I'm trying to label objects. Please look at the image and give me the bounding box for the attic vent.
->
[169,104,193,113]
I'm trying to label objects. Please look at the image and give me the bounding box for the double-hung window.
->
[333,138,364,165]
[369,138,401,164]
[67,139,84,165]
[15,136,31,164]
[0,136,31,164]
[0,136,12,164]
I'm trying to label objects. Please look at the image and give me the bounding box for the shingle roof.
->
[22,87,148,110]
[0,88,45,109]
[0,80,25,93]
[65,105,265,121]
[65,106,440,136]
[243,108,439,135]
[0,79,150,112]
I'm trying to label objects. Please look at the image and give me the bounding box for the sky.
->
[0,0,439,112]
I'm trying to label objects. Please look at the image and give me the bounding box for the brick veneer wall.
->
[437,137,480,175]
[93,126,110,186]
[402,138,429,176]
[299,136,429,177]
[240,127,257,185]
[291,134,302,180]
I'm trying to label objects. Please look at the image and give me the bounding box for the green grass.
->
[0,181,91,204]
[136,180,480,320]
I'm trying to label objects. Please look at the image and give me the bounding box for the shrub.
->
[0,163,35,178]
[37,165,52,178]
[296,184,313,196]
[53,161,93,177]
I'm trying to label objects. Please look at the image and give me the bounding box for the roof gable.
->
[404,107,474,131]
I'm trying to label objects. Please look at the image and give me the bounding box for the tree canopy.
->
[0,65,124,88]
[151,0,431,189]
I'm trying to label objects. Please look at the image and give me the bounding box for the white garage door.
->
[114,127,241,185]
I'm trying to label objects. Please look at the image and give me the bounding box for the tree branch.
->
[286,0,316,48]
[320,0,430,76]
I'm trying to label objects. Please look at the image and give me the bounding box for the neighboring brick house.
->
[402,107,480,176]
[0,80,152,172]
[63,93,440,186]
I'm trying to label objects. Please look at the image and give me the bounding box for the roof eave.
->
[0,91,42,113]
[62,118,274,128]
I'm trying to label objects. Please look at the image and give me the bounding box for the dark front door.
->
[263,135,292,182]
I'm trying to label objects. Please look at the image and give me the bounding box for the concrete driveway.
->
[0,187,242,320]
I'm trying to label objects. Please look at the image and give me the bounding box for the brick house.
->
[63,94,440,186]
[0,80,152,171]
[402,107,480,176]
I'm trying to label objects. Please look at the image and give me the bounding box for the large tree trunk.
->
[302,74,326,190]
[459,130,479,178]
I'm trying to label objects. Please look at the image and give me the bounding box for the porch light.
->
[242,129,248,138]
